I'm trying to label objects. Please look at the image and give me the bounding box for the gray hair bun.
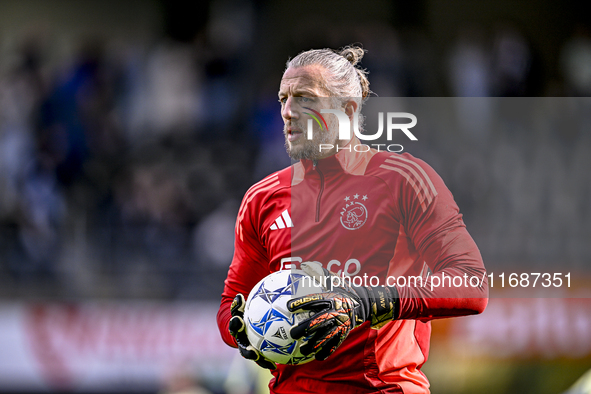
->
[339,46,365,66]
[339,46,370,98]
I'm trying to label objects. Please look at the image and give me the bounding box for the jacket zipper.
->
[313,160,324,222]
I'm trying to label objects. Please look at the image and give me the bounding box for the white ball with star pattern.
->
[244,269,324,365]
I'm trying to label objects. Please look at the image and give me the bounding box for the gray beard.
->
[285,138,318,160]
[284,121,339,161]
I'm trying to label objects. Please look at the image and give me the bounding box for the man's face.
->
[279,65,341,160]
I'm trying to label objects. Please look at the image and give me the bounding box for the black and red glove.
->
[287,262,399,361]
[228,293,277,370]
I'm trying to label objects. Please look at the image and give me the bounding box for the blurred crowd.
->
[0,29,264,299]
[0,12,590,300]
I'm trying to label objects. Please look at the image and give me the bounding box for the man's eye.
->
[298,97,311,103]
[279,97,287,104]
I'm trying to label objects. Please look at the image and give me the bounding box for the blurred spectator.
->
[560,25,591,96]
[447,27,491,97]
[131,41,203,140]
[10,163,66,281]
[490,25,533,96]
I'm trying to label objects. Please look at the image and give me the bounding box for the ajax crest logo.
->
[340,194,369,230]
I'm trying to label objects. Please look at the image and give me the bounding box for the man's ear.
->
[344,99,359,121]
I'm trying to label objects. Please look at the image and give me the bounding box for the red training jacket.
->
[217,143,488,394]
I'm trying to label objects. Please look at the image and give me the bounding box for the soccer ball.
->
[244,269,324,365]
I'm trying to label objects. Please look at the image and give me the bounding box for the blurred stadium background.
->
[0,0,589,393]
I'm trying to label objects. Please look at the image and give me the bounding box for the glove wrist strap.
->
[359,286,400,329]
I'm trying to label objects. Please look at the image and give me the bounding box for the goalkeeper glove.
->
[228,293,277,370]
[287,262,399,361]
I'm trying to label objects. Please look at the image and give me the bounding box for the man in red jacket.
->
[217,45,488,393]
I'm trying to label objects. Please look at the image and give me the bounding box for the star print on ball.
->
[243,270,324,365]
[340,193,369,230]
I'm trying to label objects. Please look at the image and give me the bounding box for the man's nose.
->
[282,98,298,121]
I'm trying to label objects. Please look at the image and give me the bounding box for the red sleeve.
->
[393,156,488,320]
[216,189,272,347]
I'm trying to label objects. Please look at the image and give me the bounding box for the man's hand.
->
[229,294,276,370]
[287,262,399,361]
